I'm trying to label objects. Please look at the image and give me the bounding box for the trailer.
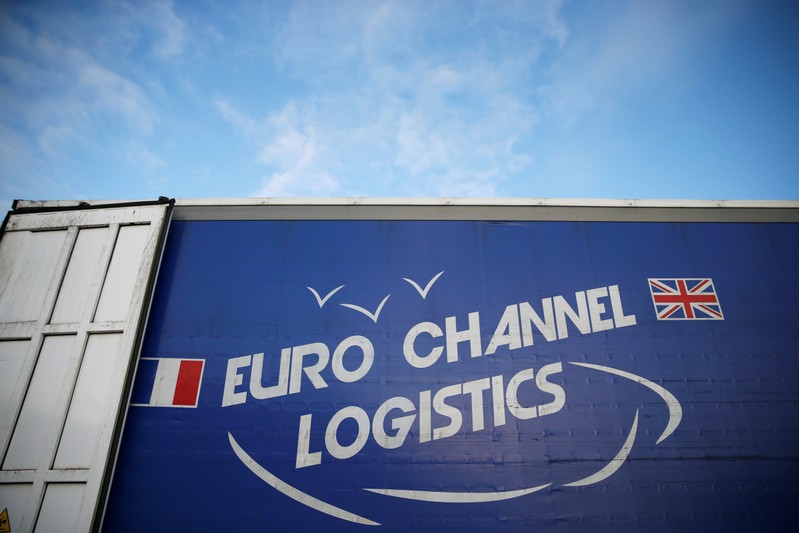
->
[1,198,798,532]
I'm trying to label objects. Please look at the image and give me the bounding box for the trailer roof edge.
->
[13,197,799,209]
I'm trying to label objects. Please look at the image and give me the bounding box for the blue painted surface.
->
[104,220,799,531]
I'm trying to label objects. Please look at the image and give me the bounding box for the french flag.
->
[131,357,205,408]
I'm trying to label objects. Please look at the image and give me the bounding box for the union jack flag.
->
[648,278,724,320]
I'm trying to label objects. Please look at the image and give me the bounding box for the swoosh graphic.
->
[228,432,380,526]
[363,483,550,503]
[569,362,682,444]
[230,362,679,522]
[563,409,639,487]
[307,285,345,308]
[340,294,391,323]
[403,271,444,299]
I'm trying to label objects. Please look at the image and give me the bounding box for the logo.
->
[227,361,680,526]
[135,272,698,526]
[131,357,205,408]
[648,278,723,320]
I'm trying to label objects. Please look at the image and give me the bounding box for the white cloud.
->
[220,72,537,198]
[0,125,42,200]
[92,0,188,62]
[217,99,340,197]
[253,103,339,196]
[540,1,743,125]
[1,9,160,135]
[151,1,187,59]
[77,61,156,132]
[0,123,89,208]
[217,1,562,197]
[122,141,169,192]
[0,3,183,201]
[124,141,165,173]
[216,100,260,139]
[5,0,753,204]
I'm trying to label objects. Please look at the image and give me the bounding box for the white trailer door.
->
[0,200,171,533]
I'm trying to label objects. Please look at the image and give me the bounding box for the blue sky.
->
[1,0,797,210]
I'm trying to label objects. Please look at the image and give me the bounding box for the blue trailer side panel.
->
[104,220,799,532]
